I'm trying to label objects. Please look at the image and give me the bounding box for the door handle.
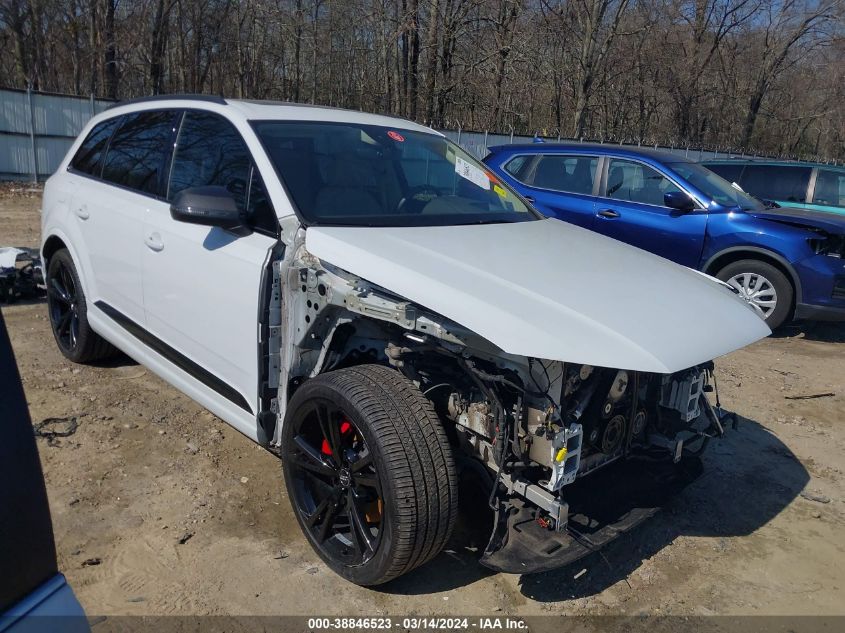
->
[74,205,90,220]
[144,232,164,252]
[597,209,620,219]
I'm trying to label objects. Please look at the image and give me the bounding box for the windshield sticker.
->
[455,155,490,190]
[493,184,507,198]
[387,130,405,142]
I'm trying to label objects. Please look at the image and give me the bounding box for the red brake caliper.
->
[321,420,353,455]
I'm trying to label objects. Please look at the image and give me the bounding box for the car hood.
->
[305,218,770,373]
[747,206,845,234]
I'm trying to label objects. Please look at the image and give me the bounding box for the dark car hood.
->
[748,206,845,235]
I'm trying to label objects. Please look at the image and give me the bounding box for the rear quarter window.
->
[503,155,532,180]
[101,110,178,196]
[812,169,845,208]
[70,118,120,176]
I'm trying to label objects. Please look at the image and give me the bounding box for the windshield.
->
[253,121,536,227]
[668,162,764,211]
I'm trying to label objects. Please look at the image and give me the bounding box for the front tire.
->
[716,259,793,330]
[281,364,458,585]
[46,249,117,363]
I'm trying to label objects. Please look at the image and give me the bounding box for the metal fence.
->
[441,128,781,163]
[1,87,838,182]
[0,88,114,182]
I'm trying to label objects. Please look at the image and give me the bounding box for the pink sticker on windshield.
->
[387,130,405,142]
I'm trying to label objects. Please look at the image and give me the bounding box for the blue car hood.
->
[748,206,845,235]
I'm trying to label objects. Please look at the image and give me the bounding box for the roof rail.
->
[107,93,227,109]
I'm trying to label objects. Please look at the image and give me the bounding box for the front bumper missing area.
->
[480,456,703,574]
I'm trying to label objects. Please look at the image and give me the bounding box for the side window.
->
[606,159,680,206]
[527,155,597,194]
[812,169,845,208]
[503,156,531,180]
[101,110,177,195]
[741,165,810,202]
[70,118,120,176]
[169,111,277,233]
[705,163,744,186]
[169,111,252,209]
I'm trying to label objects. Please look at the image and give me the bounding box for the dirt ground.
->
[2,188,844,617]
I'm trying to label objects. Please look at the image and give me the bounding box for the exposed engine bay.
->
[267,234,734,572]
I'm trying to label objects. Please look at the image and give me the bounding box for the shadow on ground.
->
[773,320,845,343]
[383,414,808,598]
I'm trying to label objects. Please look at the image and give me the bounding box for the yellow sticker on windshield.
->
[493,184,507,198]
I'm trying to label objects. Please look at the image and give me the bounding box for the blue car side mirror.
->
[664,191,696,212]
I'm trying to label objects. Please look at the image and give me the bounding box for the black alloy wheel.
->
[45,249,116,363]
[47,256,80,354]
[286,398,384,566]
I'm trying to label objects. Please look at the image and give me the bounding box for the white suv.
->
[41,96,768,585]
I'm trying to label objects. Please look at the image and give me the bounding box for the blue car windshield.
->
[252,121,536,227]
[669,162,765,211]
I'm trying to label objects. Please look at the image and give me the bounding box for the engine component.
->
[447,393,495,438]
[579,365,594,381]
[632,409,647,436]
[528,423,583,491]
[600,398,614,419]
[602,414,626,453]
[570,376,598,419]
[607,370,629,401]
[660,369,706,422]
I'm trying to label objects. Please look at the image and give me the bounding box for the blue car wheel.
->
[715,259,793,330]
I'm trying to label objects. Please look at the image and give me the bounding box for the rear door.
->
[591,158,707,267]
[141,110,279,436]
[68,112,178,326]
[500,153,599,228]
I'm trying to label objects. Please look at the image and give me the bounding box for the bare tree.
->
[1,0,842,160]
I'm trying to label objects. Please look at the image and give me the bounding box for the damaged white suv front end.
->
[275,211,768,576]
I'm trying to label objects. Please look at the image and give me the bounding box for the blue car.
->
[484,143,845,330]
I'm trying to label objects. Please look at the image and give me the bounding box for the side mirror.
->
[664,190,695,212]
[170,186,250,235]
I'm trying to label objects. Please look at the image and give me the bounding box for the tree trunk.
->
[104,0,118,98]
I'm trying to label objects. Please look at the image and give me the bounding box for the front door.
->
[141,110,279,435]
[592,158,707,267]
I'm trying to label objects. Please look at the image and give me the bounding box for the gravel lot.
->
[2,189,844,617]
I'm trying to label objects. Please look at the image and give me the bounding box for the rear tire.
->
[46,249,117,363]
[716,259,793,330]
[281,364,458,585]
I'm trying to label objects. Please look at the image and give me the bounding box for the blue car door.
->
[499,153,599,229]
[592,157,707,267]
